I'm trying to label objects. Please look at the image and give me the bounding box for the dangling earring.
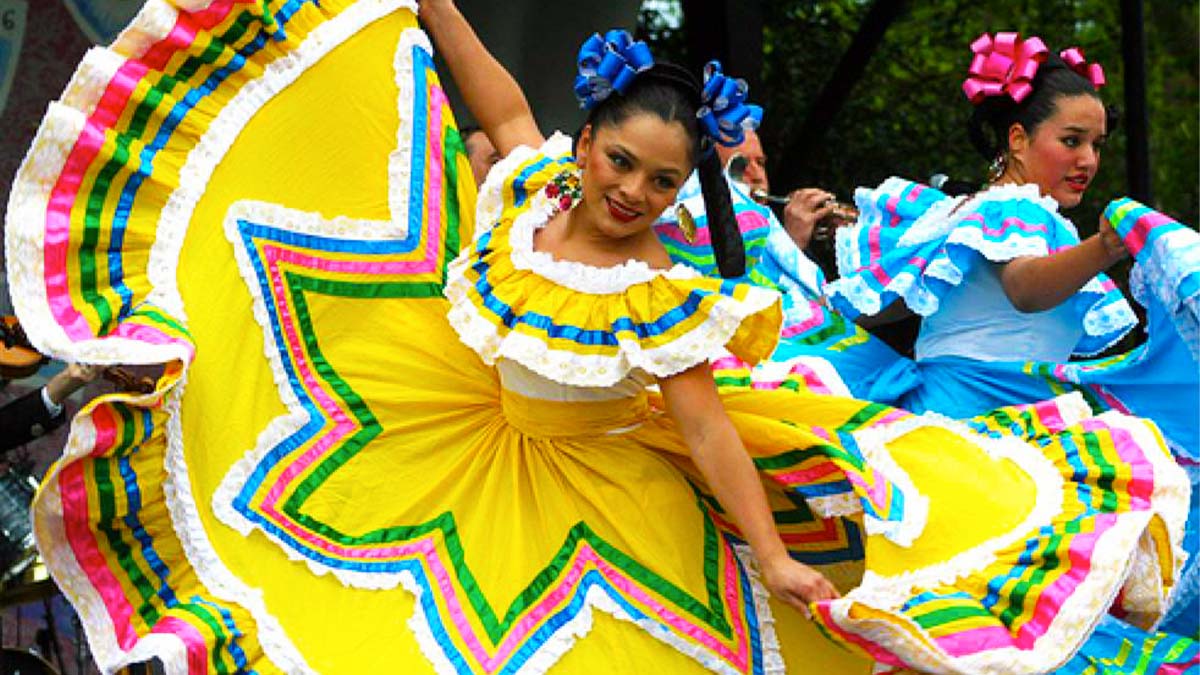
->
[987,152,1008,184]
[676,204,698,244]
[545,168,582,212]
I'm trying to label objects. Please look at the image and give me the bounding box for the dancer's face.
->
[575,113,692,239]
[1006,94,1107,209]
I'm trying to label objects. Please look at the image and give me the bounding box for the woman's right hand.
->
[1097,214,1129,265]
[760,555,840,617]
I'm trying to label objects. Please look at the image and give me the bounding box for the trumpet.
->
[724,154,858,241]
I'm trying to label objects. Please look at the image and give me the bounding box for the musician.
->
[712,127,919,353]
[1,363,102,452]
[460,124,502,185]
[715,128,839,249]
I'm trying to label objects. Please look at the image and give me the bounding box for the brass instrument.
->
[724,154,857,240]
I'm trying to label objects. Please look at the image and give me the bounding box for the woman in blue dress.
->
[819,32,1199,662]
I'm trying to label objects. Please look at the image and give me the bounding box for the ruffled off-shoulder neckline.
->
[829,177,1137,356]
[477,132,701,295]
[446,133,782,387]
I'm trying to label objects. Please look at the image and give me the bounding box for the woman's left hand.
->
[1097,214,1129,265]
[760,555,840,617]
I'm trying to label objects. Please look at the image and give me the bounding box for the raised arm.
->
[658,363,839,611]
[1000,214,1128,313]
[418,0,544,155]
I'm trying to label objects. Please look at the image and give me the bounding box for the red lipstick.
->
[605,197,641,224]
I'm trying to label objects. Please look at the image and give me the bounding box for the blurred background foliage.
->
[638,0,1198,235]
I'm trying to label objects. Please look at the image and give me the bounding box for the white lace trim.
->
[505,199,702,293]
[31,372,267,675]
[3,99,145,360]
[903,182,1066,248]
[776,412,931,548]
[112,0,183,59]
[849,426,930,548]
[735,544,787,675]
[759,204,826,297]
[121,634,190,675]
[1130,222,1200,312]
[1134,419,1194,585]
[852,405,1067,598]
[831,179,1136,351]
[1074,291,1140,356]
[61,47,123,115]
[833,511,1162,675]
[806,493,865,520]
[163,375,313,672]
[2,39,133,357]
[823,397,1191,673]
[1161,465,1199,626]
[445,265,780,387]
[32,412,124,670]
[842,181,1063,286]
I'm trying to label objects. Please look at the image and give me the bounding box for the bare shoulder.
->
[531,211,569,252]
[640,236,675,271]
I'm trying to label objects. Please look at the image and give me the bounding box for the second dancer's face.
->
[1008,94,1107,209]
[575,113,692,239]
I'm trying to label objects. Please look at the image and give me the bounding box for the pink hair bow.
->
[1059,47,1106,88]
[963,32,1049,104]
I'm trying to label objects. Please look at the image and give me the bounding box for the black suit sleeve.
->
[0,389,67,453]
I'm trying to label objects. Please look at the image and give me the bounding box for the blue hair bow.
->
[573,30,655,110]
[696,61,763,147]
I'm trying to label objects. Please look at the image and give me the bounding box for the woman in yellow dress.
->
[417,2,1187,672]
[7,2,1188,673]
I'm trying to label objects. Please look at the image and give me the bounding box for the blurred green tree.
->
[639,0,1198,232]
